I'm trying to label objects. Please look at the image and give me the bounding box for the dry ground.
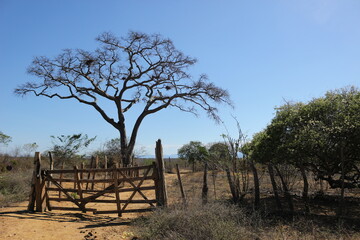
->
[1,167,360,239]
[0,171,184,240]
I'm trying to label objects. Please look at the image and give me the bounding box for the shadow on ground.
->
[0,208,132,229]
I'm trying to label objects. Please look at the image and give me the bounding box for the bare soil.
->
[0,172,183,240]
[2,168,360,240]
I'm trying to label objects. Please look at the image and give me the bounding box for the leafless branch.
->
[15,31,232,165]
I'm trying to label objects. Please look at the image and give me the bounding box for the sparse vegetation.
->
[0,131,12,146]
[2,87,360,239]
[134,202,252,240]
[134,200,360,240]
[0,162,32,206]
[50,133,96,167]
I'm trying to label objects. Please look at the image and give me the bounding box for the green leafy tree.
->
[15,31,231,166]
[298,87,360,189]
[0,131,12,146]
[249,86,360,190]
[208,142,230,163]
[50,133,96,166]
[178,141,208,172]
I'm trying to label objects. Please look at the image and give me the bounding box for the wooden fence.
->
[27,139,167,217]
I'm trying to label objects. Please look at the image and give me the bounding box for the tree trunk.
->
[119,127,129,166]
[202,161,208,204]
[117,110,131,167]
[299,164,310,213]
[226,168,239,203]
[119,134,135,167]
[212,169,217,200]
[249,160,260,210]
[118,110,141,167]
[267,163,282,211]
[274,165,294,212]
[338,145,345,217]
[120,147,130,167]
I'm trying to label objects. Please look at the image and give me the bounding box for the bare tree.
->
[208,119,249,204]
[15,32,231,166]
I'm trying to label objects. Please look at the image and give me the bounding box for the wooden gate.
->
[28,140,167,217]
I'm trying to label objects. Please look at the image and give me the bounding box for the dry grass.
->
[2,157,360,239]
[0,154,42,207]
[132,169,360,240]
[133,200,360,240]
[0,168,32,206]
[134,201,254,240]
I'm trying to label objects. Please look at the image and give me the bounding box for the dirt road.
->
[0,173,183,240]
[0,201,141,240]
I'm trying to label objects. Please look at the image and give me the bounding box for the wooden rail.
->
[27,139,168,217]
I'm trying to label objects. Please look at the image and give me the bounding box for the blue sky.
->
[1,0,359,156]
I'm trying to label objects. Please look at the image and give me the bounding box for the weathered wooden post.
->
[95,155,99,168]
[91,156,99,190]
[74,166,85,213]
[48,152,54,187]
[113,166,122,217]
[134,163,139,177]
[28,152,44,212]
[155,139,168,207]
[104,156,108,188]
[167,157,171,173]
[58,161,65,198]
[80,162,85,180]
[86,156,94,190]
[176,164,186,204]
[104,155,108,169]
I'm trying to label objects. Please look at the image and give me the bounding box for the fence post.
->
[91,156,98,190]
[113,167,122,217]
[95,155,99,168]
[104,156,108,188]
[48,152,54,187]
[59,162,64,198]
[35,152,44,212]
[28,153,38,211]
[155,139,168,207]
[176,164,187,204]
[86,156,94,190]
[28,152,44,212]
[74,166,85,213]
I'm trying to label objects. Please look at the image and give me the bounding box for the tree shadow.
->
[0,209,132,229]
[246,195,360,232]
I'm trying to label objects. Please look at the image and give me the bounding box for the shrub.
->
[0,169,32,206]
[134,201,256,240]
[133,200,360,240]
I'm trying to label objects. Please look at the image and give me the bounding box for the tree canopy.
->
[178,141,208,164]
[0,131,12,146]
[246,86,360,189]
[50,133,96,165]
[15,31,231,165]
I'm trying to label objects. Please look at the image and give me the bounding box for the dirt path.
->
[0,173,182,240]
[0,201,141,240]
